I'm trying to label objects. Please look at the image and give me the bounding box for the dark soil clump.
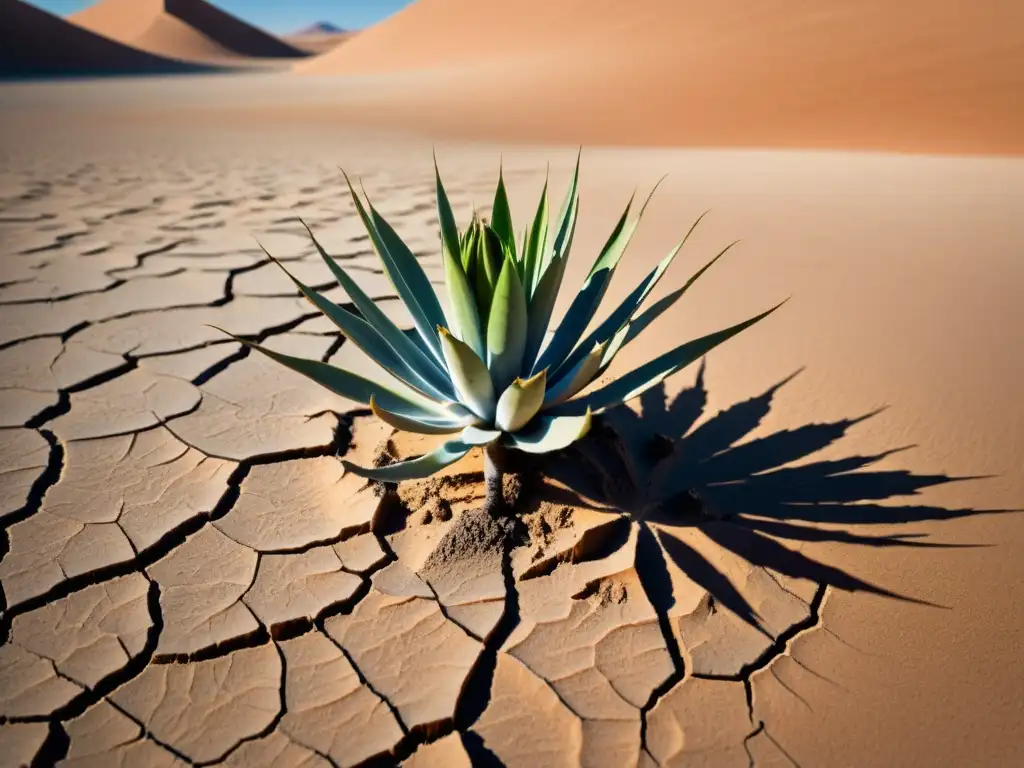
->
[421,508,524,572]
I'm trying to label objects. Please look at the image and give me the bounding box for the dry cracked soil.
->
[0,118,1012,768]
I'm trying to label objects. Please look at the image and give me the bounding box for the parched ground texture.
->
[1,114,1019,767]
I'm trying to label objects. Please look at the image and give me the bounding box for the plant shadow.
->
[541,362,1008,633]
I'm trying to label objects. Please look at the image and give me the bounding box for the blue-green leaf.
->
[342,439,473,481]
[542,340,607,407]
[507,411,593,454]
[554,301,787,415]
[596,237,740,376]
[212,328,447,418]
[259,244,450,403]
[339,170,445,365]
[298,219,454,400]
[369,204,448,359]
[549,215,711,385]
[486,254,529,391]
[461,425,502,446]
[370,396,477,435]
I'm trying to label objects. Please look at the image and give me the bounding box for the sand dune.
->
[0,0,219,77]
[298,0,1024,154]
[72,0,308,62]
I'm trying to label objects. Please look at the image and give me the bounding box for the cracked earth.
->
[1,135,935,768]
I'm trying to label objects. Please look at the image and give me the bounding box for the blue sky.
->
[27,1,413,32]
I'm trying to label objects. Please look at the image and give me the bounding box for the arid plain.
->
[1,1,1023,766]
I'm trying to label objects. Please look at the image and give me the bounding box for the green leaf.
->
[542,340,607,407]
[370,396,477,435]
[521,169,549,297]
[507,411,593,454]
[531,179,664,377]
[529,191,634,376]
[547,148,581,277]
[461,425,502,446]
[434,152,464,274]
[522,153,581,368]
[298,219,454,400]
[550,215,711,385]
[369,205,448,359]
[439,326,496,421]
[596,237,740,376]
[495,370,546,433]
[342,439,473,481]
[491,159,516,261]
[259,245,450,403]
[442,230,485,358]
[555,301,788,415]
[339,170,445,365]
[486,253,529,392]
[212,329,447,418]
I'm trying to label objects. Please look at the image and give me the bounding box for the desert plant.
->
[218,154,784,515]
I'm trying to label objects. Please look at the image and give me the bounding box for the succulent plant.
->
[219,153,784,514]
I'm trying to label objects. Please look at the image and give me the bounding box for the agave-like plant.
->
[219,153,784,515]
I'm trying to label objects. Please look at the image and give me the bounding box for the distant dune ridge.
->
[71,0,309,62]
[284,20,355,56]
[290,22,346,36]
[297,0,1024,154]
[0,0,219,77]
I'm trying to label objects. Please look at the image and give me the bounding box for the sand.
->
[71,0,309,62]
[0,83,1021,763]
[298,0,1024,155]
[1,0,1023,762]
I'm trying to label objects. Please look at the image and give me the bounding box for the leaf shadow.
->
[543,361,1011,633]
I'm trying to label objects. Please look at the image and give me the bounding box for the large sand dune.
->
[71,0,308,62]
[299,0,1024,154]
[0,0,219,78]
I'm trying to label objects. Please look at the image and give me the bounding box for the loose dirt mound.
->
[0,0,217,78]
[297,0,1024,154]
[71,0,308,62]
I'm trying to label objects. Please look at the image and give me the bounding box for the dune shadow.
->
[541,362,1009,631]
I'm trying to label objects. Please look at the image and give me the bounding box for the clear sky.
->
[26,0,413,33]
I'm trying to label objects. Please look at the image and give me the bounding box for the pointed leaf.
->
[522,171,549,297]
[343,439,472,481]
[435,153,468,272]
[495,370,547,433]
[486,254,529,391]
[597,238,740,376]
[522,156,581,368]
[550,216,711,385]
[442,234,485,357]
[212,329,447,418]
[370,396,476,435]
[543,340,607,407]
[461,425,502,446]
[491,160,516,261]
[439,326,496,420]
[529,191,635,376]
[369,204,448,357]
[556,301,787,415]
[260,246,450,403]
[507,411,593,454]
[340,170,445,364]
[299,219,454,400]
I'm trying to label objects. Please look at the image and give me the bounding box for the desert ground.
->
[1,1,1023,767]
